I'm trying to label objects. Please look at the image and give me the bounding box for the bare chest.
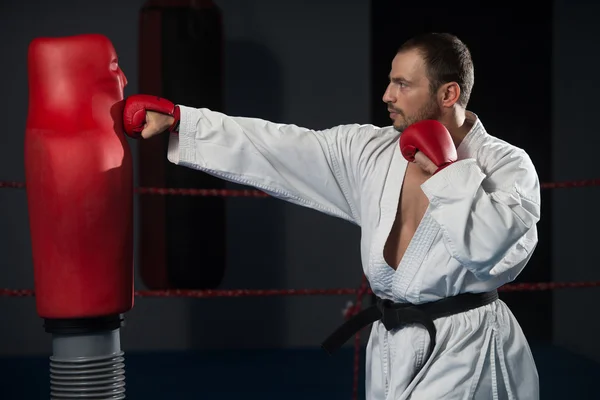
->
[383,163,431,270]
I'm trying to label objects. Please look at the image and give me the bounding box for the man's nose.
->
[382,83,394,103]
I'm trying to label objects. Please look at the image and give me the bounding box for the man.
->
[123,33,540,399]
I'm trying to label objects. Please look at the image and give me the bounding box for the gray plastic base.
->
[49,329,126,399]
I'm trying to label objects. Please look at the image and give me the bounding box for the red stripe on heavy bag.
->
[138,0,226,290]
[24,34,134,319]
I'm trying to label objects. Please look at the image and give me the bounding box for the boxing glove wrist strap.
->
[169,105,181,133]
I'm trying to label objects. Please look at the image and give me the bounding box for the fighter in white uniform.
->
[123,33,540,399]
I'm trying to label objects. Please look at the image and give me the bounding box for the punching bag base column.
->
[44,315,126,400]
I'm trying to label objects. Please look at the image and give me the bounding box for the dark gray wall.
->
[0,0,368,355]
[552,0,600,363]
[0,0,598,366]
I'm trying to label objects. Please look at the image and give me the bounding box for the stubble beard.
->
[393,97,442,132]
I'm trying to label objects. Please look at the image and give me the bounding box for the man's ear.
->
[439,82,461,107]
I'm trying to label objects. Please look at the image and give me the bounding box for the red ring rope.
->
[351,276,370,400]
[2,177,600,196]
[2,177,600,399]
[0,180,269,197]
[1,280,599,298]
[2,279,598,400]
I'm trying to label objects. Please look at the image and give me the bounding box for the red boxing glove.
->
[399,120,457,173]
[122,94,180,139]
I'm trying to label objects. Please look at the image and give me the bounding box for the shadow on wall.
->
[188,39,289,349]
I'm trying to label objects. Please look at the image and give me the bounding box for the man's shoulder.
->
[332,122,397,137]
[479,132,530,158]
[326,123,399,148]
[464,115,532,166]
[475,130,540,199]
[481,131,526,154]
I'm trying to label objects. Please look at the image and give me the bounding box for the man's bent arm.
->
[420,150,541,280]
[167,105,371,225]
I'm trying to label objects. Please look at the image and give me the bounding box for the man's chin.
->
[393,122,407,132]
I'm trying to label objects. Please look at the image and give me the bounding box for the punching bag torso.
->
[25,34,134,319]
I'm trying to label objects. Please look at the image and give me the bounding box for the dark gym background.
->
[0,0,597,399]
[371,0,554,342]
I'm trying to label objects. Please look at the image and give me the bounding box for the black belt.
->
[321,290,499,365]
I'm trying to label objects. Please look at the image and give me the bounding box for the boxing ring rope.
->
[2,177,600,400]
[4,177,600,193]
[2,280,600,299]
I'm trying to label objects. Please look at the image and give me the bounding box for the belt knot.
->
[376,298,427,331]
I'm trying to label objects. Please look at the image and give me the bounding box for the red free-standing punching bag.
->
[25,33,132,399]
[138,0,226,290]
[25,33,133,320]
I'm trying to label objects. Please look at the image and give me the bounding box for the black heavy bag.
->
[138,0,226,289]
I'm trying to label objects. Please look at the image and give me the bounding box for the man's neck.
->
[440,108,472,148]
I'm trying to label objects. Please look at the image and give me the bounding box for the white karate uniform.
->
[167,106,541,400]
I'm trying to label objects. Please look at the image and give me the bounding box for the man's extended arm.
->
[133,100,375,225]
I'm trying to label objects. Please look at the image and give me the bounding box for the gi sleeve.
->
[167,105,367,225]
[420,149,541,280]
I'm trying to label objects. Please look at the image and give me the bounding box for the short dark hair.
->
[398,33,474,108]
